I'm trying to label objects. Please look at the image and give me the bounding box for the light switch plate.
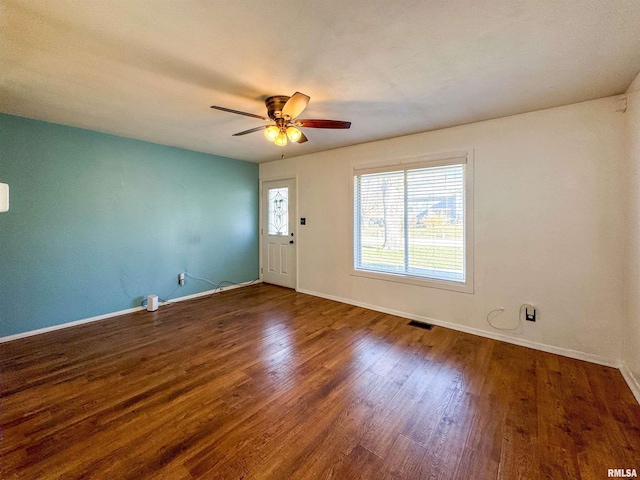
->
[0,183,8,212]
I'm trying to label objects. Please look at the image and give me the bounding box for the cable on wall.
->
[487,307,521,331]
[184,272,260,295]
[487,304,535,331]
[139,274,260,308]
[520,303,535,323]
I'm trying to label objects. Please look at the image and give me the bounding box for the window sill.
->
[350,268,474,294]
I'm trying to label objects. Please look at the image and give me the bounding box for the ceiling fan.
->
[210,92,351,146]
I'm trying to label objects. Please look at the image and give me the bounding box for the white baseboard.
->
[162,279,261,305]
[0,305,146,344]
[620,362,640,405]
[0,280,261,344]
[296,288,621,369]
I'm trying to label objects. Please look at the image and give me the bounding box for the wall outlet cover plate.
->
[0,183,8,212]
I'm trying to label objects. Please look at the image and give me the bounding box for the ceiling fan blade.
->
[296,132,308,144]
[296,119,351,129]
[232,126,268,136]
[210,105,269,121]
[281,92,310,120]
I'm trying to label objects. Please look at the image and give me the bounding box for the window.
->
[352,151,473,293]
[268,187,289,235]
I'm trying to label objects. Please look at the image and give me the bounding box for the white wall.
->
[624,72,640,395]
[260,97,626,365]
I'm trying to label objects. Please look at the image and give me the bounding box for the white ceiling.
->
[1,0,640,163]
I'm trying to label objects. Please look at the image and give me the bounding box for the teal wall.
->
[0,114,259,337]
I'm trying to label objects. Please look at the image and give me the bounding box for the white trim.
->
[296,288,620,368]
[0,306,145,343]
[620,362,640,404]
[349,268,473,294]
[352,150,472,173]
[0,280,261,344]
[353,155,469,176]
[162,279,261,304]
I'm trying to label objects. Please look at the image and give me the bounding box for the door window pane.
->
[268,187,288,235]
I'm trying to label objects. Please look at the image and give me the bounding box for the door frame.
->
[259,175,298,290]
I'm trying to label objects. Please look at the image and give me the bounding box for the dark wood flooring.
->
[1,284,639,479]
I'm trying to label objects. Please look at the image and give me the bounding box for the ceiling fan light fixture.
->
[274,132,288,146]
[264,125,280,141]
[286,126,302,142]
[211,91,351,149]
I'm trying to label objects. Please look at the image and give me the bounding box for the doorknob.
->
[289,240,294,244]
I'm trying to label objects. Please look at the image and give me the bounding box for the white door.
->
[262,178,296,288]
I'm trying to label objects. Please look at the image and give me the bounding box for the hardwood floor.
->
[1,284,639,479]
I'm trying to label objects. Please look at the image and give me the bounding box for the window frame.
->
[350,150,474,294]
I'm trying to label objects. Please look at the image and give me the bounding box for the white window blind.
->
[353,157,469,287]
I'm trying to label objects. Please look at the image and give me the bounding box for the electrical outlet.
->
[178,273,185,285]
[525,305,536,321]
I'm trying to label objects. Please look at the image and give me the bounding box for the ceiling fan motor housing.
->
[265,95,291,120]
